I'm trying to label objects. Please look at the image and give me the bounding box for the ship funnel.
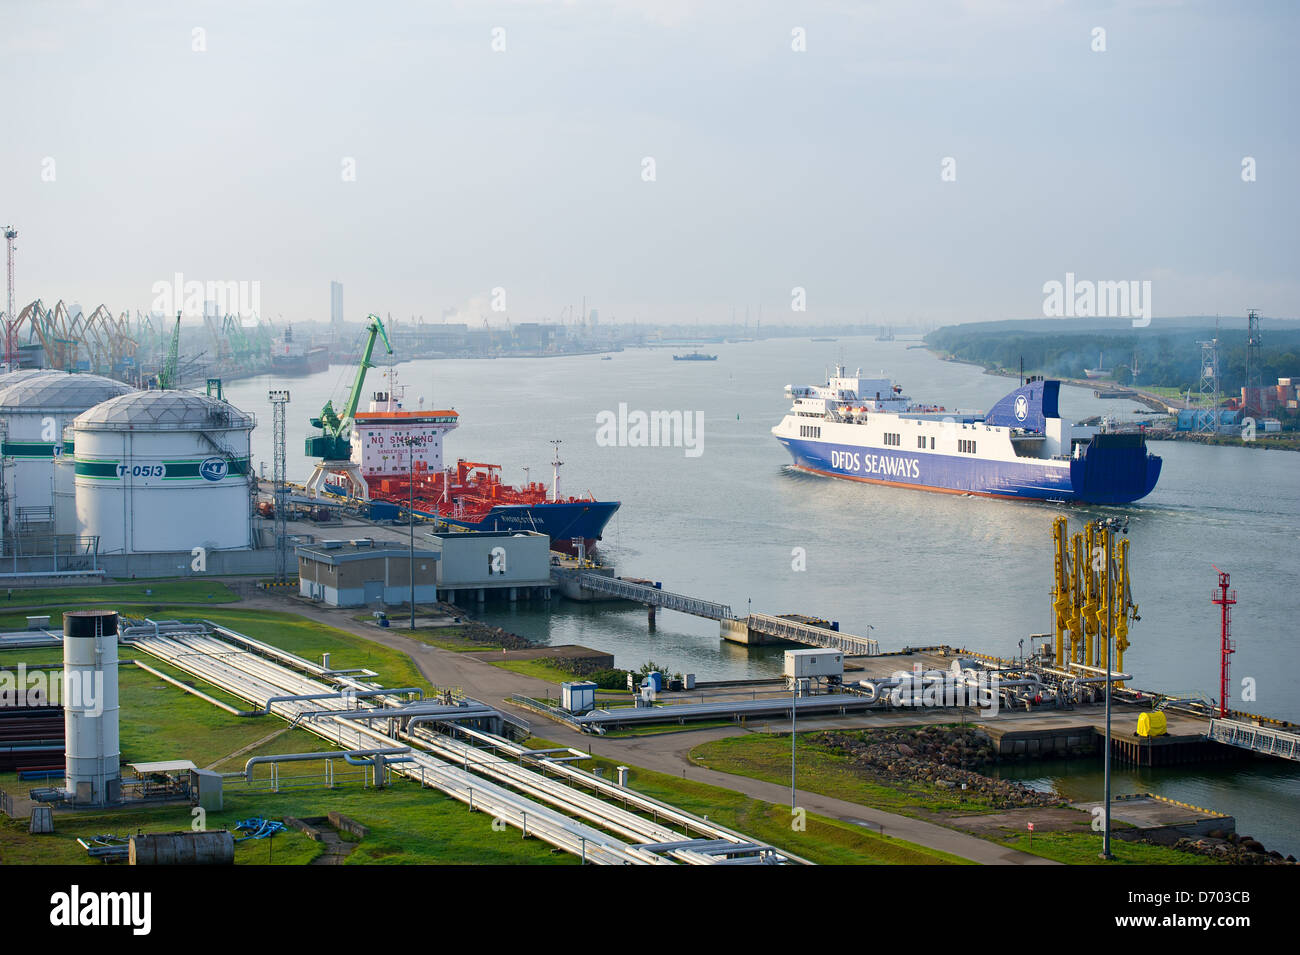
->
[985,379,1059,431]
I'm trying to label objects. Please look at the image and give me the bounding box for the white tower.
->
[63,610,121,805]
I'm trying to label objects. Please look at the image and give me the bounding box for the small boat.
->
[673,352,718,361]
[1084,351,1112,379]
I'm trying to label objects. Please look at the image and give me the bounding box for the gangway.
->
[557,569,731,621]
[555,572,877,654]
[745,612,879,656]
[1207,719,1300,762]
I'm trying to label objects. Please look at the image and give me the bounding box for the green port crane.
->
[158,312,181,390]
[305,313,392,460]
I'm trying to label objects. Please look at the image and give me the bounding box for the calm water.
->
[992,755,1300,858]
[223,337,1300,717]
[222,336,1300,854]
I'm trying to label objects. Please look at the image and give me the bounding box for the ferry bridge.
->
[553,568,878,657]
[554,569,730,622]
[1207,719,1300,762]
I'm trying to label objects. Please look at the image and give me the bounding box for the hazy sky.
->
[3,0,1297,326]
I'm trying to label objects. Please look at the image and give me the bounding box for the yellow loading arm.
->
[1080,522,1101,668]
[1051,516,1073,664]
[1049,517,1139,678]
[1070,530,1085,665]
[1112,537,1136,676]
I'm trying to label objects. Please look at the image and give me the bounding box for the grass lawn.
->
[993,830,1223,865]
[490,658,585,684]
[2,580,239,610]
[525,738,969,865]
[490,659,628,696]
[193,607,437,695]
[692,732,1010,815]
[0,655,331,789]
[395,625,508,653]
[1,605,437,698]
[1,777,577,866]
[602,719,739,739]
[689,733,1222,865]
[0,658,571,865]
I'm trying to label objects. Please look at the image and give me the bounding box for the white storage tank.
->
[0,368,57,389]
[73,390,256,554]
[53,424,77,535]
[0,372,134,530]
[63,609,121,805]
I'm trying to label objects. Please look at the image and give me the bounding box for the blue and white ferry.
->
[772,367,1161,503]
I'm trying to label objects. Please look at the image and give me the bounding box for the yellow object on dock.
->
[1137,711,1167,737]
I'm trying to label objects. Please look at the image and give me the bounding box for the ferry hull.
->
[777,434,1160,504]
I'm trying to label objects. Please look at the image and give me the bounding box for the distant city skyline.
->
[3,1,1297,326]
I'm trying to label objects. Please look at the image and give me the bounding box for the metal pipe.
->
[234,747,410,782]
[139,625,792,865]
[131,660,256,716]
[259,686,424,716]
[305,704,496,724]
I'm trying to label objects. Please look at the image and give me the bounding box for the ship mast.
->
[550,439,563,502]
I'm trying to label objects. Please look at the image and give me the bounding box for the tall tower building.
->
[330,281,344,327]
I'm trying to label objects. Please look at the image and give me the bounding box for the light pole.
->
[791,675,797,812]
[406,437,418,631]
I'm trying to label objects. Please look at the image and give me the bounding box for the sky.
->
[2,0,1297,327]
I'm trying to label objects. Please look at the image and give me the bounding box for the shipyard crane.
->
[157,313,181,390]
[303,313,392,500]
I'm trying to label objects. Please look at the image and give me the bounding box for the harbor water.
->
[222,335,1300,854]
[225,335,1300,716]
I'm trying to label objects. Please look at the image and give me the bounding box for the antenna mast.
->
[1212,567,1236,719]
[550,439,563,502]
[3,226,16,370]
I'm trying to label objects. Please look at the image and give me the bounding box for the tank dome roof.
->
[0,368,58,390]
[75,389,255,432]
[0,371,133,414]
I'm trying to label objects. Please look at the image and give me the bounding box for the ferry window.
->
[930,437,935,449]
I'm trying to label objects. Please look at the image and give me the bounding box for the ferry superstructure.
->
[771,367,1161,503]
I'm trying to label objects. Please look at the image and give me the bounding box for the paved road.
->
[230,590,1056,864]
